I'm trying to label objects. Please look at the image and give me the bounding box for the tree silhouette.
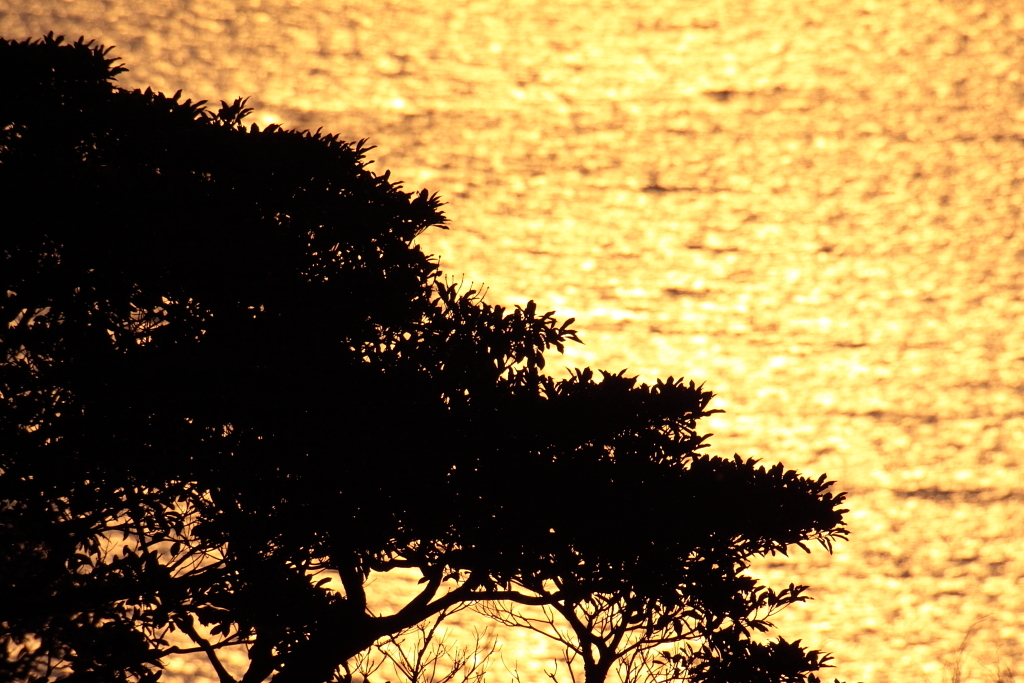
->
[481,553,835,683]
[0,34,848,683]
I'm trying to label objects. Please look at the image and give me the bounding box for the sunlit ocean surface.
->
[5,1,1024,681]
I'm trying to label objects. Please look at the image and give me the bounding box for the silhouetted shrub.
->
[0,34,848,683]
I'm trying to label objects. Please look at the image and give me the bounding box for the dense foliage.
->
[0,34,848,683]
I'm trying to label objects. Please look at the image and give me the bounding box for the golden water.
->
[4,1,1024,682]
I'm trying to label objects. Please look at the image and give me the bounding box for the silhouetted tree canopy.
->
[0,34,849,683]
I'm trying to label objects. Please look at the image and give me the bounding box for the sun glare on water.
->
[6,1,1024,681]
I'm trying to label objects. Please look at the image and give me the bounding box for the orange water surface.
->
[4,1,1024,682]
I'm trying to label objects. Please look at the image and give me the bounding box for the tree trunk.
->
[583,655,615,683]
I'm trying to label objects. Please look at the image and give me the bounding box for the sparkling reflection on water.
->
[5,1,1024,681]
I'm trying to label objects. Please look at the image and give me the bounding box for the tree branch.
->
[178,615,238,683]
[466,589,560,606]
[338,562,367,614]
[393,567,444,619]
